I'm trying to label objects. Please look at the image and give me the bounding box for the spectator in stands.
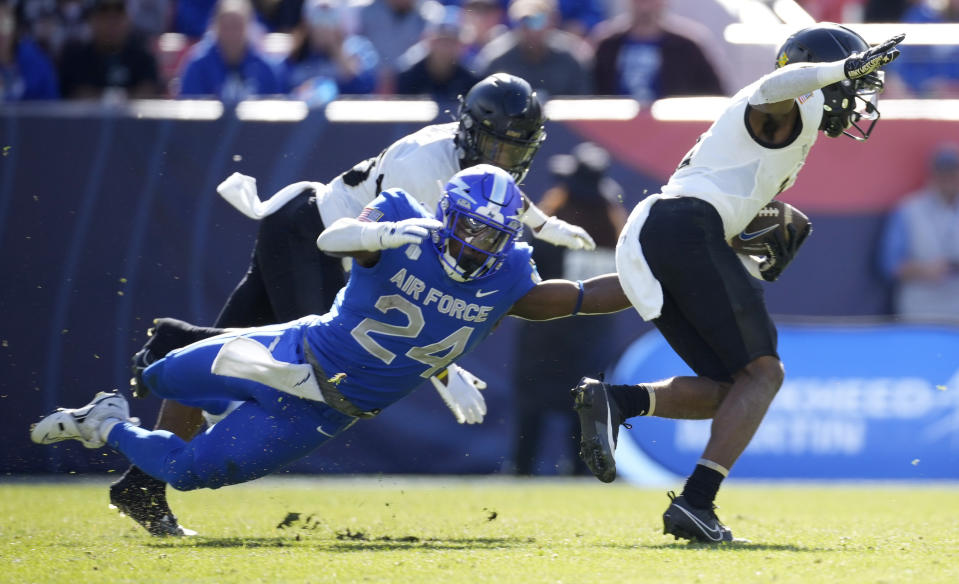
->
[511,142,627,475]
[460,0,504,69]
[127,0,172,41]
[59,0,161,99]
[0,0,59,100]
[178,0,283,100]
[174,0,218,38]
[357,0,429,92]
[879,143,959,321]
[474,0,593,97]
[887,0,959,98]
[282,0,378,104]
[396,4,477,102]
[556,0,605,38]
[592,0,723,101]
[252,0,305,32]
[16,0,89,61]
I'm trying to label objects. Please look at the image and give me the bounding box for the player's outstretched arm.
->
[316,216,442,266]
[508,274,631,321]
[521,195,596,251]
[750,33,904,112]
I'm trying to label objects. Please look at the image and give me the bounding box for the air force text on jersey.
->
[389,267,495,323]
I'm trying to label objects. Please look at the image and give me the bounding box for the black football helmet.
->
[456,73,546,183]
[776,23,884,141]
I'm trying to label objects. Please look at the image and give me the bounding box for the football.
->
[730,200,810,255]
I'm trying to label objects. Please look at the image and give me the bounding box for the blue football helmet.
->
[433,164,524,282]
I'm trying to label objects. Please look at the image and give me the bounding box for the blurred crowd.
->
[4,0,958,103]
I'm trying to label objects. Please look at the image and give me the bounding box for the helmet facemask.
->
[821,71,884,141]
[436,201,521,281]
[432,164,524,282]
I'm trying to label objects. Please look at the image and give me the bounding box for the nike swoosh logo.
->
[293,373,311,387]
[476,289,498,298]
[674,505,724,541]
[738,224,778,241]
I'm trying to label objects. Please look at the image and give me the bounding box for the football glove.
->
[533,216,597,251]
[360,217,443,251]
[844,33,905,80]
[757,221,812,282]
[431,363,487,424]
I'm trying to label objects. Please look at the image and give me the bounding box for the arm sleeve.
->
[316,191,405,252]
[316,217,385,252]
[747,61,847,105]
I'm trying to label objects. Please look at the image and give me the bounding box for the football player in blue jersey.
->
[30,165,630,502]
[109,73,596,537]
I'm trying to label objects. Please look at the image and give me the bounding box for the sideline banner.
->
[610,323,959,480]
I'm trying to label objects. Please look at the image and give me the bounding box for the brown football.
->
[730,200,810,255]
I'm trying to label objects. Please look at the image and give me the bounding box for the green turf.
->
[1,477,956,583]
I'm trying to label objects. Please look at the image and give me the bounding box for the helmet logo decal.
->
[445,176,478,204]
[777,52,789,68]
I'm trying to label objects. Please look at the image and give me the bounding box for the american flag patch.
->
[358,207,384,222]
[797,92,813,104]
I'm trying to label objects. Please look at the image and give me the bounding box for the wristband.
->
[522,200,549,230]
[572,280,585,315]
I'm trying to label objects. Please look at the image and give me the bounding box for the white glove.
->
[431,363,487,424]
[533,216,597,251]
[360,217,444,251]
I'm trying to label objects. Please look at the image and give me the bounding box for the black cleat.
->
[572,376,627,483]
[662,491,735,543]
[109,467,195,536]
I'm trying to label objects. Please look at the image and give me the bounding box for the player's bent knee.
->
[740,355,785,392]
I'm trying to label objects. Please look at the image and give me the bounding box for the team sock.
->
[608,384,653,417]
[681,460,728,509]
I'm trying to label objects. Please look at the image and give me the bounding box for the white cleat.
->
[30,391,137,449]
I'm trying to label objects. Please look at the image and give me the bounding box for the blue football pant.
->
[107,330,356,491]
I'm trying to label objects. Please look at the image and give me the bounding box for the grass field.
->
[1,477,957,583]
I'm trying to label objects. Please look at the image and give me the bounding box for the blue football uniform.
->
[307,189,539,411]
[109,189,540,490]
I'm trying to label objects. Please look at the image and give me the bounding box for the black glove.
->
[758,221,812,282]
[844,34,905,80]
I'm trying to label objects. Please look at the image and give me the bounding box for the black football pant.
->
[214,188,346,328]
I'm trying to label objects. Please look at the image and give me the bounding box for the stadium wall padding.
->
[0,103,950,476]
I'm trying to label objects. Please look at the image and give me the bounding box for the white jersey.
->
[616,80,824,321]
[317,123,461,226]
[662,79,823,239]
